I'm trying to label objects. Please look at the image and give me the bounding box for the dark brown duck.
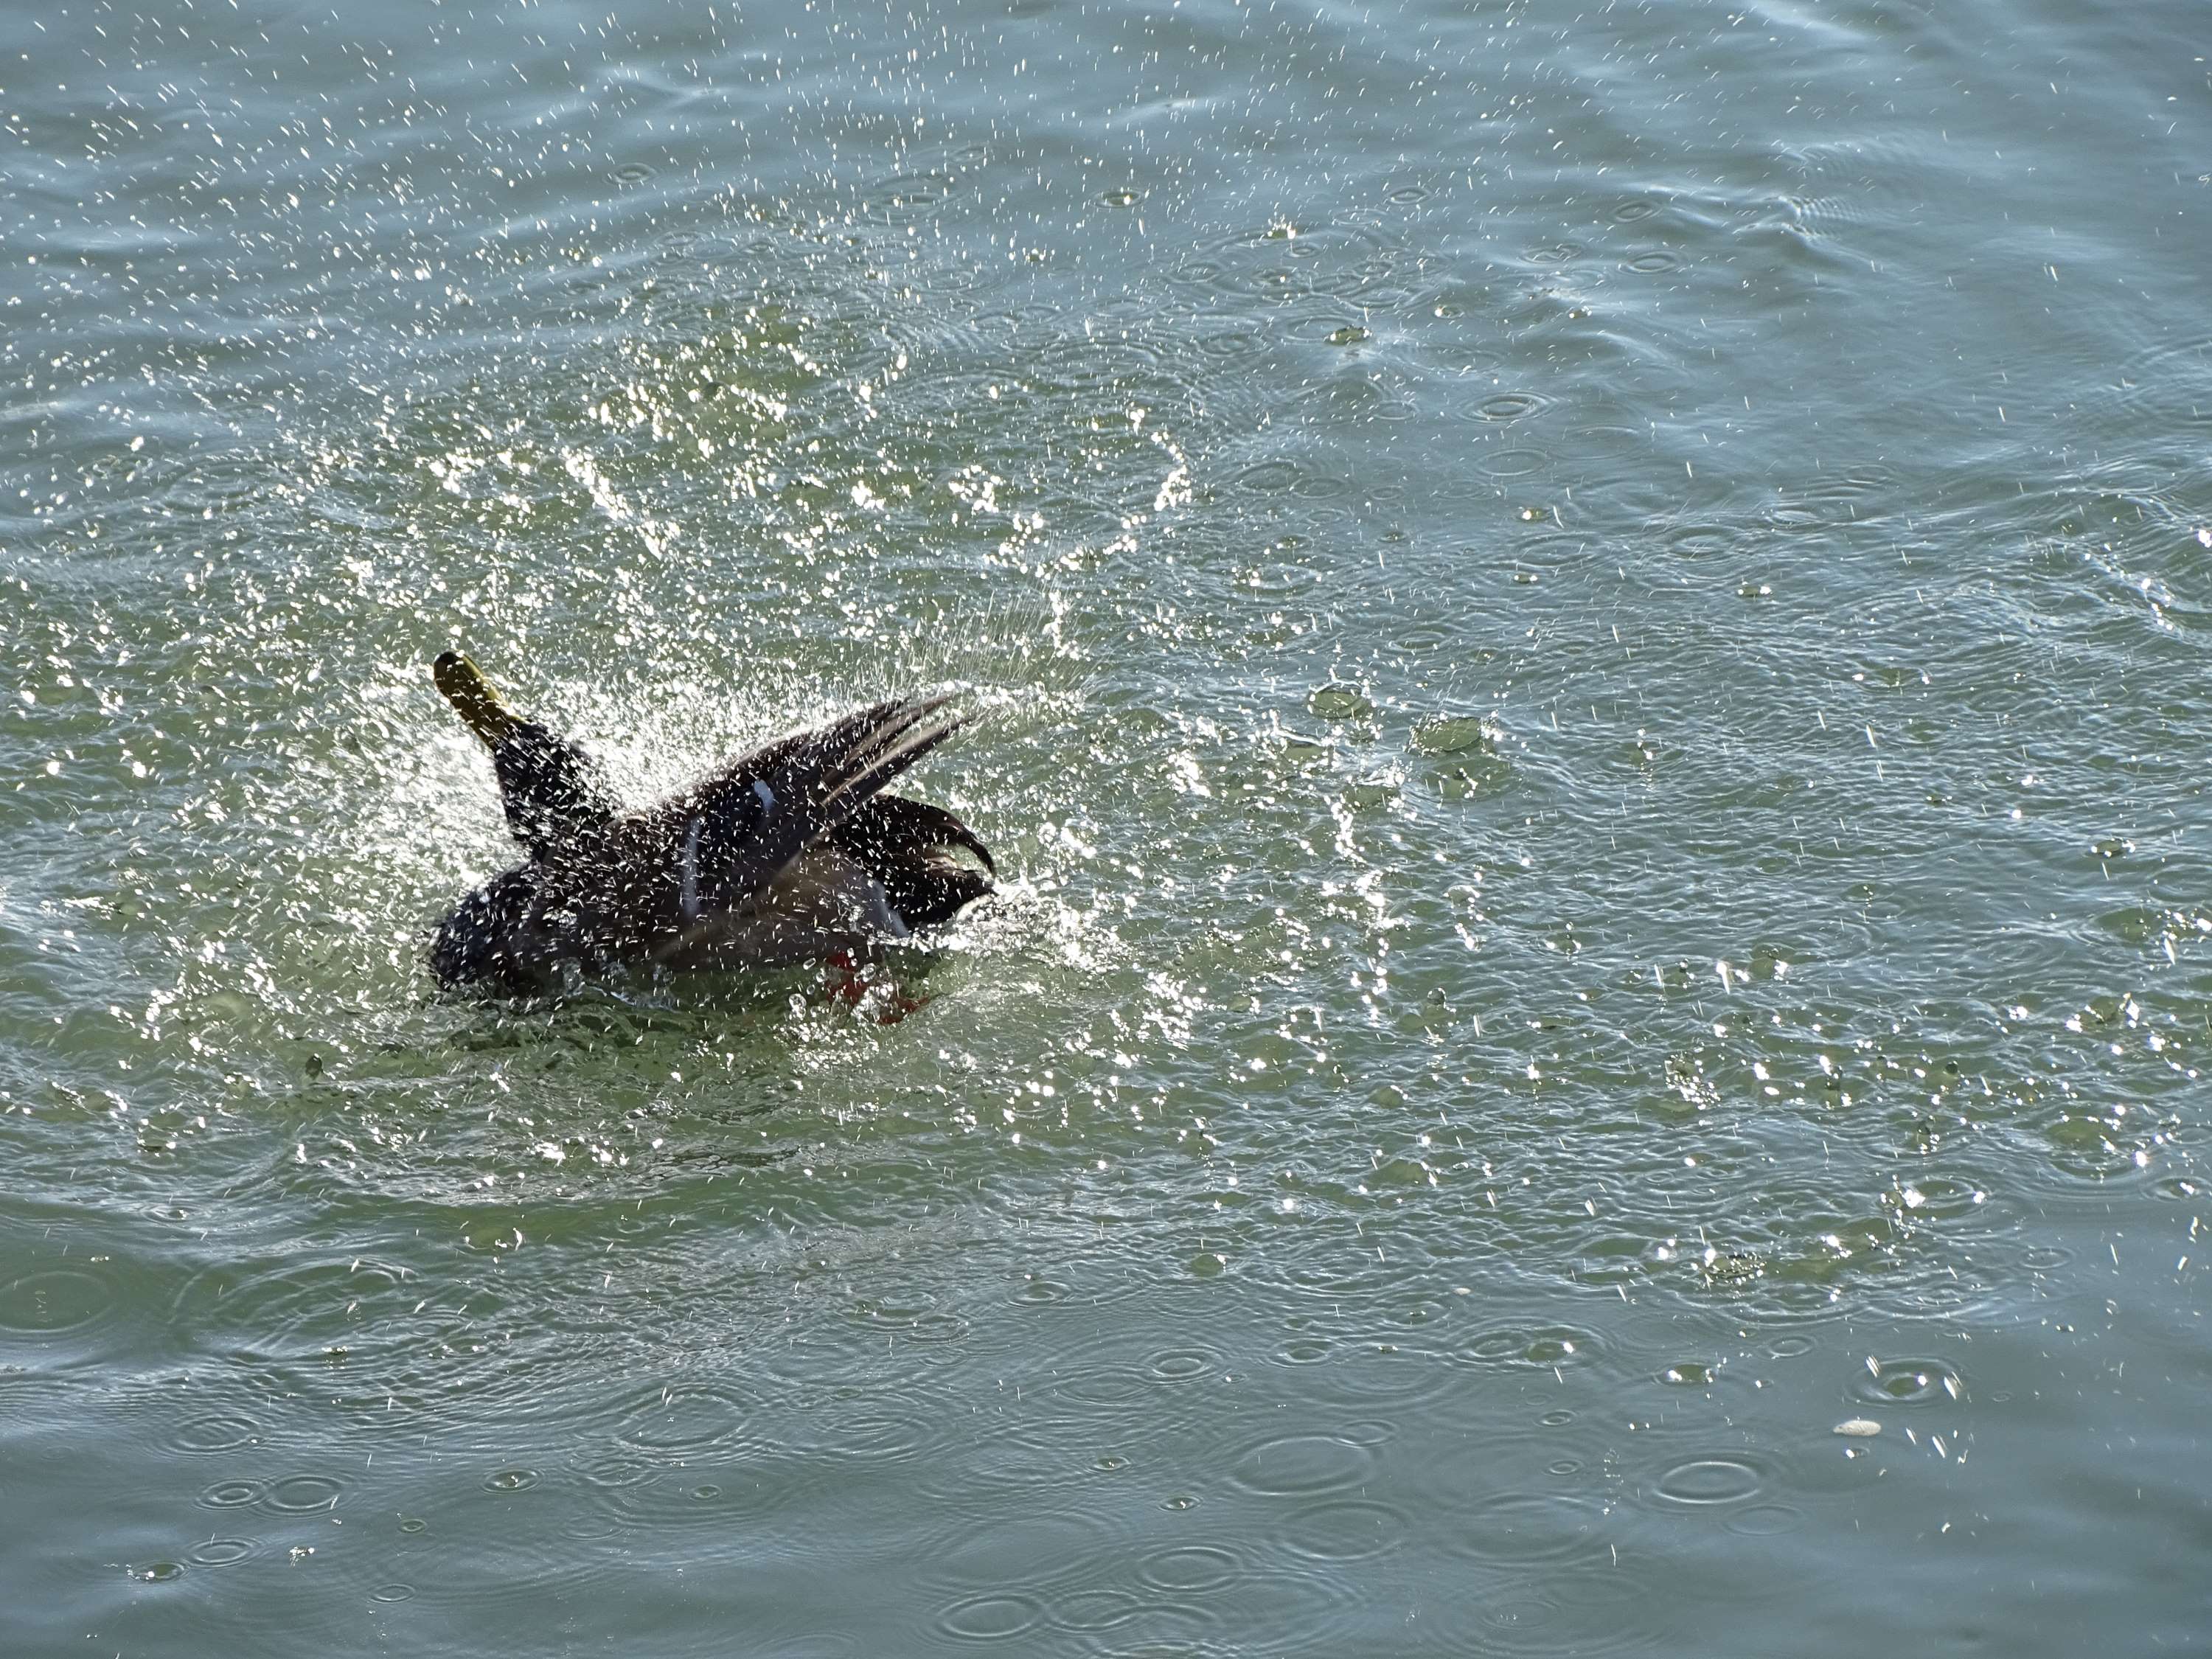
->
[428,652,994,992]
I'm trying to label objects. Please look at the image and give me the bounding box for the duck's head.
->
[434,650,622,862]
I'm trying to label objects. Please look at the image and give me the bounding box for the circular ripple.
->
[1467,1565,1658,1657]
[1654,1457,1764,1506]
[1052,1367,1152,1408]
[1613,199,1659,223]
[1770,1335,1816,1359]
[919,1511,1114,1591]
[1281,1499,1405,1561]
[1055,1588,1145,1631]
[617,1383,757,1455]
[936,1593,1044,1642]
[169,1412,259,1453]
[825,1409,929,1464]
[1453,1494,1605,1564]
[0,1269,114,1333]
[1666,525,1738,557]
[189,1538,254,1567]
[1227,1433,1374,1498]
[1851,1357,1964,1407]
[482,1469,539,1493]
[370,1583,417,1603]
[266,1475,341,1512]
[1148,1349,1214,1382]
[1459,1326,1598,1370]
[1138,1544,1241,1593]
[1475,392,1546,422]
[1725,1503,1805,1536]
[1625,251,1683,274]
[1477,448,1549,479]
[1410,716,1493,757]
[611,161,656,187]
[200,1480,265,1510]
[1238,460,1302,494]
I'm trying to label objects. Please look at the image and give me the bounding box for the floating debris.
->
[1833,1419,1882,1438]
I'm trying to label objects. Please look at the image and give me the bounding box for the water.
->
[4,0,2208,1649]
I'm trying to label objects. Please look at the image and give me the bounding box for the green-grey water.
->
[4,0,2208,1650]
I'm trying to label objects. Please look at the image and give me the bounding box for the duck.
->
[428,651,995,993]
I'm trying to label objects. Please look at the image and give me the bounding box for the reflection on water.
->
[3,0,2209,1651]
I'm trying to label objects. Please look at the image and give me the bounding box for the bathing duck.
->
[428,651,994,992]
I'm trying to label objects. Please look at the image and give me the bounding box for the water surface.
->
[3,0,2208,1651]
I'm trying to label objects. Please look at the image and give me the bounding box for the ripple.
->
[1653,1456,1764,1506]
[1613,199,1660,223]
[918,1510,1115,1591]
[370,1582,417,1603]
[1147,1349,1215,1382]
[1474,392,1547,422]
[1769,1335,1816,1359]
[823,1408,931,1463]
[937,1593,1044,1642]
[0,1268,115,1334]
[1280,1498,1405,1561]
[1138,1543,1242,1593]
[1850,1357,1965,1408]
[482,1469,539,1493]
[1666,525,1739,557]
[1054,1588,1146,1631]
[1466,1565,1658,1656]
[1409,715,1495,757]
[1052,1366,1153,1408]
[1193,327,1267,362]
[1225,1433,1374,1498]
[199,1479,264,1509]
[1625,251,1683,274]
[1307,685,1375,721]
[1725,1503,1806,1536]
[1458,1326,1599,1370]
[1453,1494,1606,1564]
[266,1475,343,1512]
[864,171,957,223]
[616,1382,759,1455]
[1273,1337,1335,1366]
[188,1537,254,1566]
[1477,448,1549,479]
[1238,460,1303,494]
[1524,242,1582,265]
[1172,221,1406,304]
[611,161,656,188]
[169,1413,259,1453]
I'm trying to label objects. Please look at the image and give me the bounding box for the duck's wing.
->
[653,694,967,950]
[831,794,995,931]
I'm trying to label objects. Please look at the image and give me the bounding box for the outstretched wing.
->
[658,693,966,945]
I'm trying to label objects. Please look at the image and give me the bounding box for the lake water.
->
[3,0,2208,1650]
